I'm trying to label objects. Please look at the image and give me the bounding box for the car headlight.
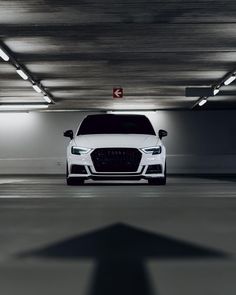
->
[141,146,162,155]
[71,146,92,155]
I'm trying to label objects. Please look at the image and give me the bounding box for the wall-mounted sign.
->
[113,88,123,98]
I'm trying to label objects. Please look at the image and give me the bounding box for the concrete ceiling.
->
[1,0,236,110]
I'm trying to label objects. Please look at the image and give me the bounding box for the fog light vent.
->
[71,165,87,174]
[146,164,162,174]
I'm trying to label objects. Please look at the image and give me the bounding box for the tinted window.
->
[78,114,156,135]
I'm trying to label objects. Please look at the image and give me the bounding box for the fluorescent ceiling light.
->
[16,69,28,80]
[0,48,9,61]
[224,75,236,86]
[213,88,220,95]
[198,98,207,107]
[0,104,48,110]
[43,95,51,103]
[32,84,41,93]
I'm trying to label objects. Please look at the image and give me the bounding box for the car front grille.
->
[91,148,142,172]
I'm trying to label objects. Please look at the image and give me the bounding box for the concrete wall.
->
[0,110,235,174]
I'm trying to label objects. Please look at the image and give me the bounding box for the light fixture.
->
[213,88,220,95]
[198,98,207,107]
[43,95,52,103]
[0,48,9,61]
[32,84,41,93]
[16,69,28,80]
[192,68,236,109]
[0,104,48,110]
[0,43,55,108]
[224,75,236,86]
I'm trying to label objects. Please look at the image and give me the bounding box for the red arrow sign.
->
[113,88,123,98]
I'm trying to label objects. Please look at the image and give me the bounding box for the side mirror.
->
[64,130,73,140]
[158,129,168,139]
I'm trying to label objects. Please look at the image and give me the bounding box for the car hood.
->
[74,134,159,148]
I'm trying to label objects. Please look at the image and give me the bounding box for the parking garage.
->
[0,1,236,295]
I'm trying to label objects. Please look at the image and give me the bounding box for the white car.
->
[64,114,167,185]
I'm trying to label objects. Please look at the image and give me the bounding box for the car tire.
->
[67,177,84,186]
[148,163,167,185]
[66,163,84,186]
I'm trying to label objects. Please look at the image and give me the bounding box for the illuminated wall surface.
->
[0,110,235,174]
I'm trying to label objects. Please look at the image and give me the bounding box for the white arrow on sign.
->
[113,88,123,98]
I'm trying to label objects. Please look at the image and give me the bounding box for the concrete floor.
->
[0,175,236,295]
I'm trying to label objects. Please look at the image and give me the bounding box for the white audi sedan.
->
[64,114,167,185]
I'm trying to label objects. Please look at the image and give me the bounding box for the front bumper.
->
[67,150,165,180]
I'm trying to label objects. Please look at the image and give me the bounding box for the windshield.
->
[77,114,156,135]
